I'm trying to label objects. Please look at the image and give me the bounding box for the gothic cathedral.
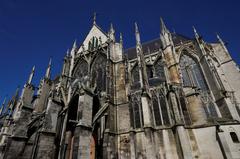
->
[0,17,240,159]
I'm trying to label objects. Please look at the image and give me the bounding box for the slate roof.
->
[124,33,192,60]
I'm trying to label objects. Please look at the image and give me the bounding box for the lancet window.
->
[129,93,143,129]
[151,89,170,126]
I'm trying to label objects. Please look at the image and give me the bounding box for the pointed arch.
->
[150,88,170,126]
[129,93,143,129]
[73,58,89,79]
[179,50,208,91]
[91,53,107,92]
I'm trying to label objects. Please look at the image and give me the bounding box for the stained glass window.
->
[151,90,170,126]
[129,94,143,129]
[152,92,162,126]
[179,51,219,119]
[91,54,107,92]
[73,59,88,79]
[179,53,208,90]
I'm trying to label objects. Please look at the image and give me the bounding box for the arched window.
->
[179,53,208,91]
[73,59,88,79]
[152,93,162,126]
[129,94,143,129]
[91,54,107,92]
[151,90,170,126]
[230,132,240,143]
[180,52,219,119]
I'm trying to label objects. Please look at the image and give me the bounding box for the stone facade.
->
[0,17,240,159]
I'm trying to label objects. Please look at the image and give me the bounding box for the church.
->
[0,16,240,159]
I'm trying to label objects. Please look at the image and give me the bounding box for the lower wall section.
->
[189,126,224,159]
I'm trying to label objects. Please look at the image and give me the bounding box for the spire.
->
[27,66,35,85]
[160,17,169,35]
[45,58,52,79]
[193,26,200,39]
[0,97,7,115]
[109,23,115,42]
[135,22,141,45]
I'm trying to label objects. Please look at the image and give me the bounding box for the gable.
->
[78,24,108,53]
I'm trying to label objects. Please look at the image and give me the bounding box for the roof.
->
[124,33,192,60]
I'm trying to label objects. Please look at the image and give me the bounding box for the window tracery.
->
[179,51,218,118]
[150,89,170,126]
[129,92,143,129]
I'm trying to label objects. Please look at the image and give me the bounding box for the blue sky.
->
[0,0,239,103]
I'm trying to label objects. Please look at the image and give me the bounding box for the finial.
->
[193,26,200,39]
[120,32,123,44]
[110,23,114,32]
[13,86,20,101]
[93,12,97,25]
[160,17,168,34]
[27,65,35,84]
[216,33,224,44]
[66,49,70,57]
[45,58,52,79]
[0,97,6,115]
[135,22,141,44]
[73,39,77,49]
[1,97,6,106]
